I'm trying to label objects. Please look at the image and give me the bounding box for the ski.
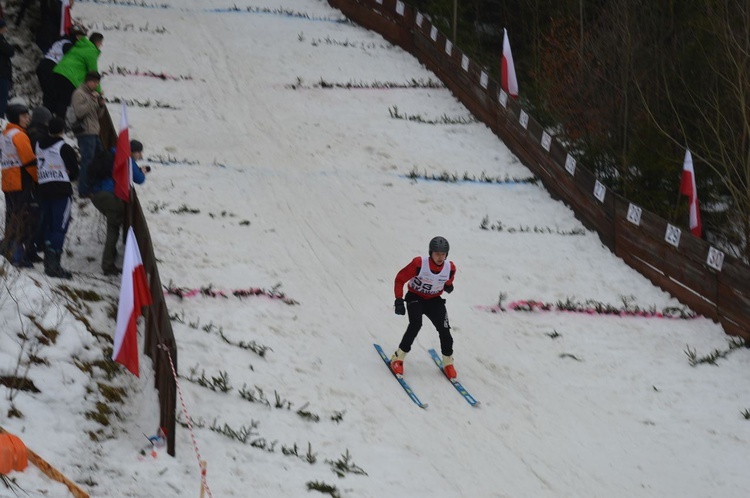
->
[428,349,479,406]
[373,344,428,409]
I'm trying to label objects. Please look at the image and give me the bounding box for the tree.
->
[639,0,750,258]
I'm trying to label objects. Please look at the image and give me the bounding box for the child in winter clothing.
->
[1,103,38,267]
[391,236,458,379]
[35,117,79,278]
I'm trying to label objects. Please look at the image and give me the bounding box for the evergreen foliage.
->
[412,0,750,259]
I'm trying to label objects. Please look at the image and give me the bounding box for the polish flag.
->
[112,228,152,377]
[680,149,702,238]
[60,0,73,37]
[113,102,132,202]
[501,28,518,98]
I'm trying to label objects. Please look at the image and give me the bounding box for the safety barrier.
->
[99,111,177,456]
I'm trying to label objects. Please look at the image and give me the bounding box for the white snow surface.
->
[1,0,748,497]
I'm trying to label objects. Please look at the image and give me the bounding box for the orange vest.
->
[1,124,38,193]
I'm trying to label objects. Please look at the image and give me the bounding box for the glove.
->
[444,284,454,294]
[394,298,406,315]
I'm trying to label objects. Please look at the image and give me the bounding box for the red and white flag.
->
[501,28,518,99]
[60,0,73,37]
[680,149,702,237]
[113,102,132,202]
[112,227,152,377]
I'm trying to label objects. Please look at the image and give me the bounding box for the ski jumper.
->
[394,256,456,356]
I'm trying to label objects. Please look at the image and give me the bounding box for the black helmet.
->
[5,103,29,125]
[429,236,450,254]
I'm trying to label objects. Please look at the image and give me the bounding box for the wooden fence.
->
[328,0,750,339]
[100,111,177,455]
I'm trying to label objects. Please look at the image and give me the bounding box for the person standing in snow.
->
[51,31,103,118]
[36,116,78,278]
[25,105,53,254]
[36,25,84,111]
[27,106,52,149]
[70,70,104,196]
[0,103,38,266]
[390,236,457,378]
[89,142,146,275]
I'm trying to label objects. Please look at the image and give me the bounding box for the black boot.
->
[44,248,72,279]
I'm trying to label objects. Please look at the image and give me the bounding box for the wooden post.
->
[199,460,207,498]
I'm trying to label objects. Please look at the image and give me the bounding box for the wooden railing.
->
[328,0,750,339]
[100,111,177,455]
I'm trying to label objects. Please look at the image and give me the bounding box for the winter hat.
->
[48,117,65,135]
[0,19,7,30]
[5,104,29,124]
[130,140,143,153]
[31,106,52,126]
[84,71,101,82]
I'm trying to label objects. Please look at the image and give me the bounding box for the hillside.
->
[1,1,748,497]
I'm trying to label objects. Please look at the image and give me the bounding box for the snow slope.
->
[1,1,748,497]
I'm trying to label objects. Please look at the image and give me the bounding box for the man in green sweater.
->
[51,32,103,118]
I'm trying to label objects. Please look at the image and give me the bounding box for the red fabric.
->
[60,0,73,37]
[133,264,153,308]
[501,57,510,93]
[115,311,140,377]
[113,127,130,201]
[113,263,151,377]
[680,151,702,237]
[679,168,693,197]
[501,28,518,98]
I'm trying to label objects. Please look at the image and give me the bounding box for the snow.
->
[1,0,749,497]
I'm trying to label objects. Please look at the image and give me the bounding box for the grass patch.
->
[27,315,60,344]
[306,481,341,497]
[0,376,40,393]
[74,358,120,381]
[57,284,104,302]
[97,383,127,403]
[84,402,114,427]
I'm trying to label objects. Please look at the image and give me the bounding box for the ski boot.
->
[443,354,457,379]
[390,348,407,376]
[44,248,72,279]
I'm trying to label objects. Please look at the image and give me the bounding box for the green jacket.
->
[52,37,101,88]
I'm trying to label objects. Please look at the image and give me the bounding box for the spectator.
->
[129,139,151,172]
[51,31,102,118]
[0,19,15,118]
[36,25,84,111]
[90,146,146,275]
[0,104,38,267]
[36,116,78,278]
[19,0,72,53]
[26,106,53,255]
[70,70,104,197]
[27,106,52,149]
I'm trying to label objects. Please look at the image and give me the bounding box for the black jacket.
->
[27,123,48,150]
[35,135,79,199]
[0,34,14,81]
